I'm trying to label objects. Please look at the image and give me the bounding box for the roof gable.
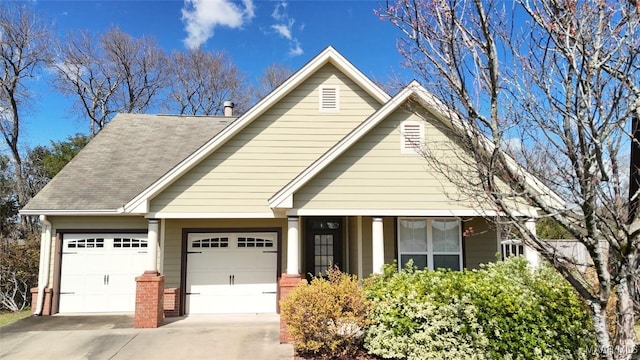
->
[122,46,391,214]
[269,81,564,211]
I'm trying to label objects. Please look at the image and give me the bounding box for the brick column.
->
[163,288,180,317]
[30,287,52,315]
[134,271,165,328]
[278,273,304,343]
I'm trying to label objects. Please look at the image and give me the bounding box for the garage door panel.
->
[108,253,147,276]
[187,294,237,314]
[105,293,136,312]
[236,293,276,313]
[62,253,109,274]
[60,294,106,313]
[59,234,148,313]
[187,251,238,270]
[232,270,277,285]
[232,283,276,297]
[187,293,276,314]
[106,273,138,297]
[188,272,233,289]
[186,232,278,314]
[189,284,234,297]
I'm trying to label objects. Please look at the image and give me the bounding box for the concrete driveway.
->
[0,314,294,360]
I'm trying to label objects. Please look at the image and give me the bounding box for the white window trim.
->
[397,217,463,271]
[400,120,425,154]
[319,85,340,113]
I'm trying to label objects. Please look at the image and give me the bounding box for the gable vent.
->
[319,85,339,112]
[401,120,425,154]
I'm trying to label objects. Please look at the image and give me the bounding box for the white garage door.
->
[186,232,278,314]
[59,234,148,313]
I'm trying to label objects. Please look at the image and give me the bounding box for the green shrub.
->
[364,257,595,359]
[280,266,371,358]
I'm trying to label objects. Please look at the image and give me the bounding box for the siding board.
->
[294,107,483,211]
[151,64,380,214]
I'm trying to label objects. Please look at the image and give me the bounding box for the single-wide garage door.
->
[59,234,148,313]
[186,232,278,314]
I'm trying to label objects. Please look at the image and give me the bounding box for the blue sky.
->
[17,0,411,149]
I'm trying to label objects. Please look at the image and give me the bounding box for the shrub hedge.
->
[363,257,595,360]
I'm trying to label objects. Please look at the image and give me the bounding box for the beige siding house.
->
[23,47,529,322]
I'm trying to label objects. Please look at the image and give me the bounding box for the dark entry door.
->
[304,217,343,278]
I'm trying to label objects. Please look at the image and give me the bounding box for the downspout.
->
[34,215,52,316]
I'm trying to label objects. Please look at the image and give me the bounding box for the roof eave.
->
[19,209,128,216]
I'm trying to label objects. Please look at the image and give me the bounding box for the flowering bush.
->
[364,257,595,359]
[280,266,371,358]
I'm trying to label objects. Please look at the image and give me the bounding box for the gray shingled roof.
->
[23,114,231,211]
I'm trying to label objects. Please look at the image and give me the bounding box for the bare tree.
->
[253,63,293,100]
[379,0,639,359]
[54,31,117,137]
[54,28,167,137]
[0,3,51,210]
[165,49,250,116]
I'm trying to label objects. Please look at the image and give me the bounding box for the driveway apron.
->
[0,314,293,360]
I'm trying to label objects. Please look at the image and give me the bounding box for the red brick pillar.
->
[134,271,165,328]
[278,273,305,343]
[30,287,52,315]
[163,288,180,317]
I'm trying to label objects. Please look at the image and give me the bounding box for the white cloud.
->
[242,0,255,18]
[289,40,303,56]
[502,137,523,154]
[181,0,255,49]
[268,1,303,57]
[271,24,291,40]
[271,1,287,21]
[50,61,85,82]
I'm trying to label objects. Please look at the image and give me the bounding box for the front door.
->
[304,217,343,278]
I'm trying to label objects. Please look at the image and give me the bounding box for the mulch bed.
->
[293,349,380,359]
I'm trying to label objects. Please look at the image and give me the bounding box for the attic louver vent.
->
[319,86,339,112]
[401,121,425,154]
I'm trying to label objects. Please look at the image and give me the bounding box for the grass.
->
[636,323,640,339]
[0,308,31,327]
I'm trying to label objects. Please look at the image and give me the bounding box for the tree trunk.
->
[629,113,639,223]
[613,278,637,360]
[592,301,615,360]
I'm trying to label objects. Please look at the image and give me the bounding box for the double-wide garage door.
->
[186,232,278,314]
[59,234,148,313]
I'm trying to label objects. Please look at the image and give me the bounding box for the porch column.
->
[147,219,159,273]
[287,216,300,275]
[280,216,304,343]
[372,217,384,274]
[135,218,164,328]
[524,219,541,267]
